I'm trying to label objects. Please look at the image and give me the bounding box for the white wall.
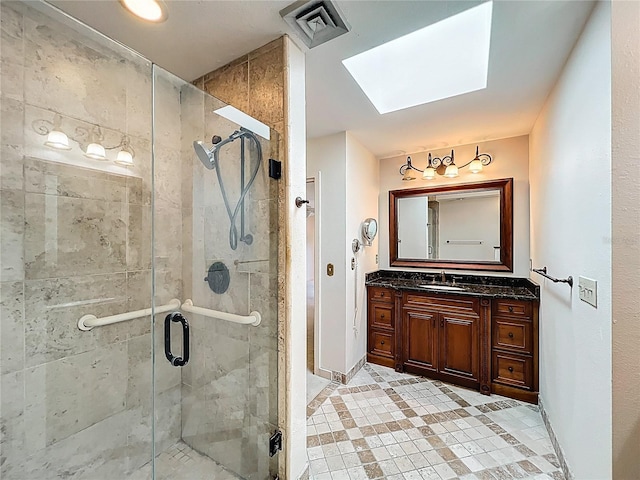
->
[438,194,500,261]
[611,1,640,477]
[379,135,530,275]
[529,2,611,478]
[307,132,379,376]
[345,132,380,372]
[282,36,308,480]
[307,133,348,374]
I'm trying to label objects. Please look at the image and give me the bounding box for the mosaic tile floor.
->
[307,364,564,480]
[130,442,242,480]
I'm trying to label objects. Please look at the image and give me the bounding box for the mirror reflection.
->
[396,190,501,262]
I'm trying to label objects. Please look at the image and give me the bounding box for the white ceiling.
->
[48,0,595,158]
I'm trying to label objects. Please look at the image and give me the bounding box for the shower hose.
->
[214,129,262,250]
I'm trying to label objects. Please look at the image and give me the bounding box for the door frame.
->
[307,174,329,378]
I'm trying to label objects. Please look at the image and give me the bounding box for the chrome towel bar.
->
[532,267,573,288]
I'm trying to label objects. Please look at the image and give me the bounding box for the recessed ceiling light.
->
[120,0,168,23]
[342,1,493,114]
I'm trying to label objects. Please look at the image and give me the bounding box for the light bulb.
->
[402,169,417,181]
[85,143,107,160]
[44,130,71,150]
[444,164,459,178]
[469,159,483,173]
[422,167,435,180]
[115,150,134,166]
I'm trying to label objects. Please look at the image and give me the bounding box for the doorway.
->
[306,177,330,403]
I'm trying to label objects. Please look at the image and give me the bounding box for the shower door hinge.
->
[269,158,282,180]
[269,430,283,457]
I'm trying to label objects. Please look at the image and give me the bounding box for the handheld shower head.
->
[193,140,215,169]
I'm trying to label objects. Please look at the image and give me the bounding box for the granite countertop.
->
[365,270,540,301]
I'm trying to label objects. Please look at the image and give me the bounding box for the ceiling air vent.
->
[280,0,350,49]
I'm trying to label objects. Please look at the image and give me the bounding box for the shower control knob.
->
[211,135,222,145]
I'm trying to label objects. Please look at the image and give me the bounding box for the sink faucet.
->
[440,270,446,282]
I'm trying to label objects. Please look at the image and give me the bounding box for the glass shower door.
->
[152,66,280,480]
[0,2,157,478]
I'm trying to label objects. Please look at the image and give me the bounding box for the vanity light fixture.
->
[114,136,135,166]
[44,115,72,150]
[400,146,492,181]
[34,115,135,167]
[120,0,168,23]
[84,127,107,161]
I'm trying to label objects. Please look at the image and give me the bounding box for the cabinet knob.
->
[381,314,385,319]
[508,366,514,373]
[508,306,514,312]
[380,341,385,345]
[508,332,514,338]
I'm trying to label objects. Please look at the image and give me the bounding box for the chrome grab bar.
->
[180,299,261,326]
[532,267,573,288]
[78,299,181,331]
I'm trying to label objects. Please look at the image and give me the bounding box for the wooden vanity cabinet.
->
[366,287,396,368]
[490,299,539,403]
[366,285,539,403]
[401,293,481,391]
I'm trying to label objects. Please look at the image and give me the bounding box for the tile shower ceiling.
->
[307,364,564,479]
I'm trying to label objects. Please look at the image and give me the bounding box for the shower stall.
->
[0,2,280,479]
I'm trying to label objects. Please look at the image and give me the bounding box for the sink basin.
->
[419,284,465,292]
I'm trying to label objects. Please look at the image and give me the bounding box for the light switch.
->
[578,276,597,308]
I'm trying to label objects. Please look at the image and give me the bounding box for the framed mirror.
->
[389,178,513,271]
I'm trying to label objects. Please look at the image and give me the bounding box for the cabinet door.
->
[403,309,438,372]
[439,312,480,381]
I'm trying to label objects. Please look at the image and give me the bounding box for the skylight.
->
[342,1,493,114]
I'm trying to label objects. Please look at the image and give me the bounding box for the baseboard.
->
[331,355,366,384]
[315,367,331,380]
[538,396,574,480]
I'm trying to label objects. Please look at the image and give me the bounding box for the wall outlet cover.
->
[327,263,334,276]
[578,276,597,308]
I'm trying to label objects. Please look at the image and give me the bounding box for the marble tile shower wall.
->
[178,82,280,480]
[0,3,182,478]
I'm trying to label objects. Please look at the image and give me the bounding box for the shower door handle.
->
[164,312,190,367]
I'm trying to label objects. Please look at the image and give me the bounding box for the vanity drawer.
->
[492,352,533,390]
[404,292,478,314]
[493,317,532,354]
[493,299,532,319]
[369,329,394,358]
[369,287,394,304]
[370,303,394,330]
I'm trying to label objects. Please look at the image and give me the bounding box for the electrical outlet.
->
[578,276,597,308]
